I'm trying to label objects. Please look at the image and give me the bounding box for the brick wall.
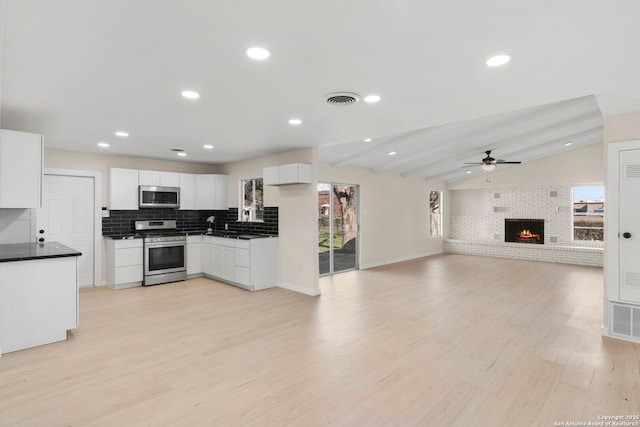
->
[446,184,603,266]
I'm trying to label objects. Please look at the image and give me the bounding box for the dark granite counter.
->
[0,242,82,263]
[103,230,277,240]
[103,234,144,240]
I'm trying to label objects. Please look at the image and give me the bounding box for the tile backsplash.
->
[102,207,279,236]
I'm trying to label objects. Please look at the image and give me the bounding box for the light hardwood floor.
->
[1,254,638,426]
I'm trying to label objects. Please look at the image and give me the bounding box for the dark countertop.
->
[103,230,278,240]
[0,242,82,263]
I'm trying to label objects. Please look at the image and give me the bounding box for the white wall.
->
[447,142,605,190]
[320,162,447,268]
[0,0,5,126]
[220,148,320,296]
[0,208,34,243]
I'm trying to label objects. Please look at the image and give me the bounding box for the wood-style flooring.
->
[1,253,638,426]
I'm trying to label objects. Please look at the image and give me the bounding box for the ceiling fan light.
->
[482,164,496,172]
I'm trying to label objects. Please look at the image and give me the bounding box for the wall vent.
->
[625,272,640,288]
[624,163,640,179]
[611,302,640,340]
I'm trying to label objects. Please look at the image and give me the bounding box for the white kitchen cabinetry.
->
[235,238,278,291]
[187,235,202,276]
[0,256,78,355]
[108,168,139,210]
[0,129,43,208]
[105,238,143,289]
[205,236,235,281]
[202,238,212,276]
[196,174,229,210]
[179,173,196,210]
[202,236,278,291]
[138,170,180,187]
[263,163,311,185]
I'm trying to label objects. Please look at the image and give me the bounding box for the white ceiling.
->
[1,1,639,182]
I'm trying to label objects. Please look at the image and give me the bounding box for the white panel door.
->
[38,175,95,287]
[619,149,640,303]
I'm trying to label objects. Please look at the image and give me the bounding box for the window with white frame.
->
[572,185,604,241]
[240,178,264,222]
[430,190,442,237]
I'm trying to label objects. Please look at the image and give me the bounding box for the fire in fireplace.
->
[505,219,544,244]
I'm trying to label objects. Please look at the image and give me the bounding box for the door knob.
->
[623,232,632,239]
[39,229,45,234]
[38,237,45,242]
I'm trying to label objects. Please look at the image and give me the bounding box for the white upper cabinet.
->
[0,129,43,208]
[179,173,196,210]
[263,163,311,185]
[196,174,228,210]
[108,168,227,211]
[108,168,139,210]
[138,170,180,187]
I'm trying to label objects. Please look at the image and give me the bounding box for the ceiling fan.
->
[464,150,522,171]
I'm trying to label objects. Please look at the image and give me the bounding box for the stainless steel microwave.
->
[139,186,180,209]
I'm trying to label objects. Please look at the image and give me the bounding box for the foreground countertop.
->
[103,230,278,240]
[0,242,82,263]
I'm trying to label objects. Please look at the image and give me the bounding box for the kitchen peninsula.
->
[0,242,81,356]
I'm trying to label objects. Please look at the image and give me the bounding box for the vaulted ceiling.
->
[1,1,638,182]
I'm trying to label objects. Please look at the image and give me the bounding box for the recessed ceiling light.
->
[565,141,573,146]
[466,170,472,174]
[486,54,511,67]
[289,118,302,125]
[97,142,109,148]
[363,138,372,142]
[203,144,214,149]
[181,90,200,99]
[388,151,397,156]
[364,95,381,103]
[115,131,129,137]
[246,47,270,60]
[177,152,187,157]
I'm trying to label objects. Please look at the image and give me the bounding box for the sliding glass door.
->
[318,182,359,275]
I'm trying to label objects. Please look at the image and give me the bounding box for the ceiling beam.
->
[331,125,443,167]
[399,110,602,178]
[373,96,599,174]
[420,126,603,182]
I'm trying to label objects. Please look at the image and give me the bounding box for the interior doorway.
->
[37,169,102,287]
[318,182,359,275]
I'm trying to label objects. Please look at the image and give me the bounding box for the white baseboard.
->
[359,250,444,270]
[278,282,321,296]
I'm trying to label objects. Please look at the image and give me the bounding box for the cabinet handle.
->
[39,229,45,234]
[38,237,45,242]
[623,232,632,239]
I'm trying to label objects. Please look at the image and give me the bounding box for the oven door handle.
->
[145,242,186,248]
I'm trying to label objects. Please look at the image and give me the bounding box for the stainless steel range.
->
[135,220,186,286]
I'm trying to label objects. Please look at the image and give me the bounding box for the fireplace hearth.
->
[505,219,544,244]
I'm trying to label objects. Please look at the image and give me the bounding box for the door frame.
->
[42,168,103,287]
[318,181,360,276]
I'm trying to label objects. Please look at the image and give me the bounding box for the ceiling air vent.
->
[325,92,360,106]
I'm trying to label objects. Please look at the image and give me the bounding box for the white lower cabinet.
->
[105,238,143,289]
[202,239,213,276]
[202,236,278,291]
[186,235,202,276]
[206,236,235,281]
